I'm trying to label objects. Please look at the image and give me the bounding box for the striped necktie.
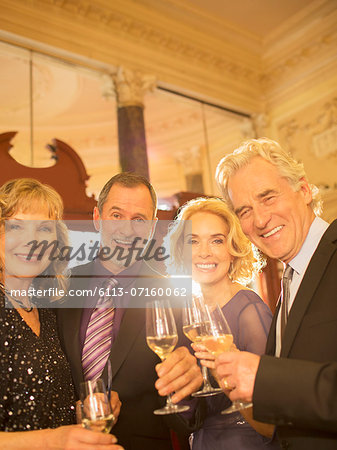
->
[280,265,293,341]
[82,278,118,381]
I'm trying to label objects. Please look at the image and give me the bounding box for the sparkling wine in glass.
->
[202,304,253,414]
[146,299,190,415]
[79,378,115,433]
[182,295,223,397]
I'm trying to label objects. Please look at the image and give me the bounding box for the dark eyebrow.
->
[257,189,277,199]
[108,206,122,213]
[234,206,246,216]
[234,189,278,215]
[108,206,148,220]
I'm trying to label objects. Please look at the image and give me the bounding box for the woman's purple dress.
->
[191,290,280,450]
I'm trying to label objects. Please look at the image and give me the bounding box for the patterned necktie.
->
[82,277,118,381]
[280,265,293,341]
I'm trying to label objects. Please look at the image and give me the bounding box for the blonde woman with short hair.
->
[0,178,122,450]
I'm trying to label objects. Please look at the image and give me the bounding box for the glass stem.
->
[166,393,174,407]
[202,365,212,389]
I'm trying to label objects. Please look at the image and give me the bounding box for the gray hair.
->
[215,138,322,215]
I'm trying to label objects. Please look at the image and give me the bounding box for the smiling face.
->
[227,157,315,263]
[93,183,156,273]
[0,210,57,287]
[187,211,232,288]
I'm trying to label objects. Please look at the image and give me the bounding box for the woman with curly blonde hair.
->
[165,197,278,450]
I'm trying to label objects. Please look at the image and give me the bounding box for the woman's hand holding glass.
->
[182,295,222,397]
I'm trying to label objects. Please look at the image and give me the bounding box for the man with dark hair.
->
[58,172,202,450]
[97,172,158,217]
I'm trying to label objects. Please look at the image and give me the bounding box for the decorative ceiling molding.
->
[1,0,336,113]
[0,0,262,110]
[262,30,337,90]
[41,0,260,86]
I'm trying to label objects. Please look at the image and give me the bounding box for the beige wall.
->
[262,1,337,221]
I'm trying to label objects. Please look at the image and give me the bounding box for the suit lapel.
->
[281,221,336,357]
[62,261,96,391]
[107,262,160,379]
[108,308,145,379]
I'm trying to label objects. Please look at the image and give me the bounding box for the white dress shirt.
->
[275,216,329,357]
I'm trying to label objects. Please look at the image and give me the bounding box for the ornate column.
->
[110,67,156,179]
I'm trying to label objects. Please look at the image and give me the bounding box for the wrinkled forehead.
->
[228,158,282,196]
[104,184,155,218]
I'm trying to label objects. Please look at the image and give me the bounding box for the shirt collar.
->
[289,216,329,276]
[93,258,143,288]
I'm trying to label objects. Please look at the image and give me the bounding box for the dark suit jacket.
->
[253,219,337,449]
[57,260,191,450]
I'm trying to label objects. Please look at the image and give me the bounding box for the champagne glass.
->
[182,295,222,397]
[146,299,190,415]
[79,378,115,433]
[202,304,253,414]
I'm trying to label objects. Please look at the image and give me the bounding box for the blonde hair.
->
[0,178,69,300]
[164,197,264,284]
[216,137,322,215]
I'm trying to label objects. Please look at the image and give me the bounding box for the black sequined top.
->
[0,294,76,431]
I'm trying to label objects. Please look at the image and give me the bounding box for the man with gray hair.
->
[214,138,337,449]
